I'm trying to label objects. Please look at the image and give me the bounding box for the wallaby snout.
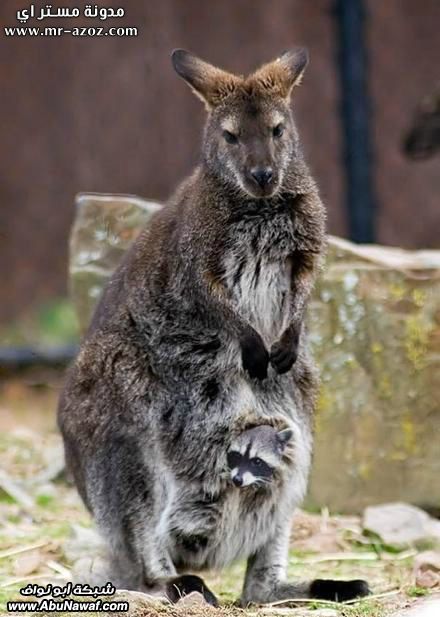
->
[237,127,283,197]
[250,166,274,189]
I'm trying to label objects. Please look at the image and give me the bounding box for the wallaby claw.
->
[241,331,269,380]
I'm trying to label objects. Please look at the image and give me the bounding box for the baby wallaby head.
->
[227,425,293,489]
[172,48,308,199]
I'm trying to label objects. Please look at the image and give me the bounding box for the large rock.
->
[390,594,440,617]
[69,193,161,332]
[69,193,440,513]
[308,237,440,512]
[363,502,440,547]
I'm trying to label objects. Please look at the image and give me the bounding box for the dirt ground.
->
[0,377,437,617]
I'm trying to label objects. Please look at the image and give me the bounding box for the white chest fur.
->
[225,253,292,346]
[223,210,296,346]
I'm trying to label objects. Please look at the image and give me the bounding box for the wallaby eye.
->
[223,130,238,145]
[272,124,284,138]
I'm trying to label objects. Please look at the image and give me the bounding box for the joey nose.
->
[251,167,273,188]
[232,475,243,488]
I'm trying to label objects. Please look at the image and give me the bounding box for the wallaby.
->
[58,48,370,606]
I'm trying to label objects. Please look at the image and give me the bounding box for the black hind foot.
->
[310,579,371,602]
[165,574,218,607]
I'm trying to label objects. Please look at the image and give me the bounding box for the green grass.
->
[35,493,56,508]
[406,586,430,598]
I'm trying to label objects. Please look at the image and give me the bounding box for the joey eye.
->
[250,457,274,478]
[223,130,238,145]
[227,451,241,469]
[272,124,284,138]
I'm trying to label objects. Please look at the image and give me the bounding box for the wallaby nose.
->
[251,167,273,188]
[232,474,243,488]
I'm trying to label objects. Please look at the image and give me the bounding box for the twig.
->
[46,560,71,578]
[0,469,34,510]
[343,589,402,605]
[268,597,345,607]
[291,549,417,564]
[267,588,401,608]
[0,542,48,560]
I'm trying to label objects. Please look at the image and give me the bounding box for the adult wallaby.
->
[58,48,370,605]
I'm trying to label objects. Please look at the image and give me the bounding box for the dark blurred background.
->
[1,0,439,337]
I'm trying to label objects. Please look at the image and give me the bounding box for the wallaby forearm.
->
[269,192,325,374]
[269,256,317,374]
[196,272,270,380]
[197,271,253,338]
[286,249,320,330]
[280,190,325,327]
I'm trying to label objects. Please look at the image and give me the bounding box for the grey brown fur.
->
[58,48,369,605]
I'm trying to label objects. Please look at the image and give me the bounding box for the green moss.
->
[377,375,392,399]
[370,342,383,354]
[404,315,432,371]
[412,289,427,308]
[315,386,336,429]
[389,283,406,301]
[401,413,419,456]
[357,462,372,480]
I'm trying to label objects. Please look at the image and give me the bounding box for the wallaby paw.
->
[240,331,269,380]
[165,574,218,607]
[270,340,297,374]
[310,578,371,602]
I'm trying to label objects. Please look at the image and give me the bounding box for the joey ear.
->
[277,428,294,448]
[171,49,240,109]
[252,47,308,99]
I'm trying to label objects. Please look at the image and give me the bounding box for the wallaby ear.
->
[278,47,309,89]
[251,47,309,99]
[277,428,294,448]
[171,49,240,109]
